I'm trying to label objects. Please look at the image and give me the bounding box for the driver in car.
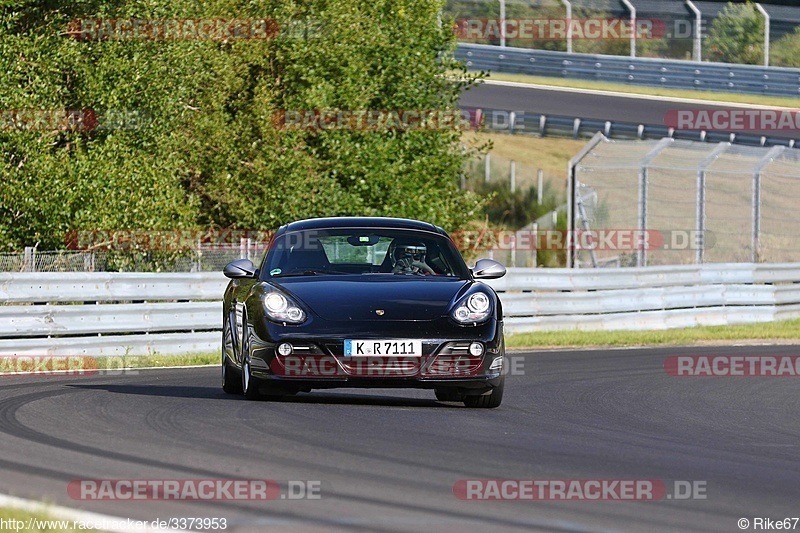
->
[390,241,435,275]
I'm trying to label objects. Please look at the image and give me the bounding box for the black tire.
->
[434,388,464,402]
[222,318,242,394]
[241,359,261,401]
[463,377,504,409]
[240,322,261,400]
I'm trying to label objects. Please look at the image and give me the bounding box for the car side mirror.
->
[471,258,506,279]
[223,259,257,279]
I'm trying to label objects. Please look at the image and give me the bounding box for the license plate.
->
[344,340,422,357]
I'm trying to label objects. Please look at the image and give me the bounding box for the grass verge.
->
[21,319,798,372]
[462,131,582,191]
[479,72,800,108]
[89,318,800,367]
[506,318,800,350]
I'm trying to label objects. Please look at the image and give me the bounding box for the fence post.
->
[696,143,730,264]
[567,132,607,268]
[755,3,770,67]
[23,247,35,272]
[686,0,702,62]
[537,169,544,205]
[499,0,506,47]
[753,146,785,262]
[637,138,674,267]
[485,154,491,183]
[510,161,516,193]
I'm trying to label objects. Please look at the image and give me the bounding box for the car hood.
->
[273,276,471,321]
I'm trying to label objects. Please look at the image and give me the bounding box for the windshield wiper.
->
[277,269,349,277]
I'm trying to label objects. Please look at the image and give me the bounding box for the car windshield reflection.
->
[263,228,469,279]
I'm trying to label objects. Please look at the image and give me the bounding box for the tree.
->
[0,0,486,254]
[704,2,765,65]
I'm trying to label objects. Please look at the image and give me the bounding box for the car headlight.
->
[451,292,492,324]
[264,290,307,324]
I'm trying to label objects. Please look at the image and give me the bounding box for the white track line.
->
[0,493,190,532]
[479,78,800,111]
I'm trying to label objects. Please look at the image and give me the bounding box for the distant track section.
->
[460,80,799,147]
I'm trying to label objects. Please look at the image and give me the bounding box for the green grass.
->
[113,352,218,368]
[0,507,94,532]
[507,318,800,349]
[464,71,800,108]
[100,319,800,364]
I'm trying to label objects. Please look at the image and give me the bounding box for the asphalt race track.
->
[2,345,799,532]
[459,81,799,140]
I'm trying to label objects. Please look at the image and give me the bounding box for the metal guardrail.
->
[488,263,800,333]
[470,108,799,148]
[2,264,800,354]
[0,272,229,357]
[456,43,800,97]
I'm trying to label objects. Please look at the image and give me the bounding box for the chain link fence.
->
[0,241,268,272]
[461,151,565,267]
[569,134,800,267]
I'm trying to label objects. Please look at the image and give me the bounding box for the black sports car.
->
[221,217,507,408]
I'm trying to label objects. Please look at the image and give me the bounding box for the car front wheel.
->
[222,318,242,394]
[434,388,464,402]
[463,377,504,409]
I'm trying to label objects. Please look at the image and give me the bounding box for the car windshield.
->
[262,228,470,279]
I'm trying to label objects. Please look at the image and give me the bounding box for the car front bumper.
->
[244,318,505,395]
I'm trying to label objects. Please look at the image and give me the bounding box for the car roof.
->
[279,217,448,236]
